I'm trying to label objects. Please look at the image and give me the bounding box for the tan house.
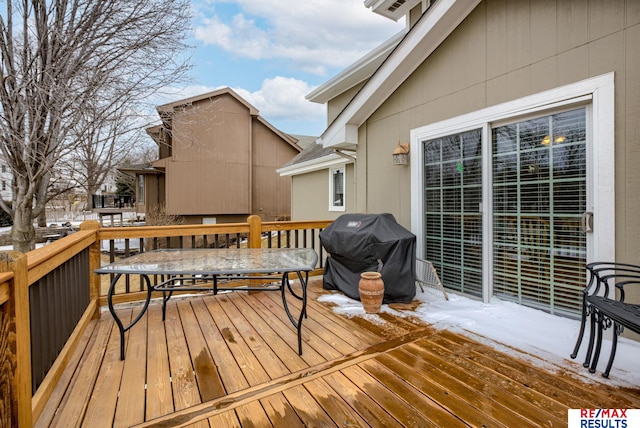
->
[134,87,303,224]
[282,0,640,318]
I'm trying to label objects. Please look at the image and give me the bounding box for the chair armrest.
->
[585,263,640,297]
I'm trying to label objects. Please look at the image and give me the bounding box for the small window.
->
[137,175,144,203]
[1,165,5,173]
[1,181,5,191]
[330,167,345,211]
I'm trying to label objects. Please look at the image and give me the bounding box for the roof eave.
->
[157,87,259,116]
[255,116,302,151]
[277,153,355,177]
[364,0,423,21]
[305,31,406,105]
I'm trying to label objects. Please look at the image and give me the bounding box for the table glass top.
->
[94,248,319,275]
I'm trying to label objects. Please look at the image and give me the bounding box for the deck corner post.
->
[80,221,102,319]
[248,215,262,249]
[0,250,32,427]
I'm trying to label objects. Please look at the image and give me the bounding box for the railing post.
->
[0,251,32,427]
[247,215,262,248]
[81,221,102,319]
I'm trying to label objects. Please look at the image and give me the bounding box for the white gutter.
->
[277,153,355,177]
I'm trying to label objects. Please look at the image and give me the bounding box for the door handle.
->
[581,212,593,233]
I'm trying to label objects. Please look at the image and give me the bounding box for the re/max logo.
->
[581,409,628,418]
[569,409,638,428]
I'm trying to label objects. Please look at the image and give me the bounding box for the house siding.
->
[358,0,640,271]
[328,84,364,124]
[144,88,300,223]
[291,164,355,221]
[252,119,299,220]
[163,93,252,216]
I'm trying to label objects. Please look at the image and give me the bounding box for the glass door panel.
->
[492,108,586,317]
[424,129,482,297]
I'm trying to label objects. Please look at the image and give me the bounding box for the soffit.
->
[364,0,423,21]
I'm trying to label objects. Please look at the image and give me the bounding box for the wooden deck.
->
[36,278,640,427]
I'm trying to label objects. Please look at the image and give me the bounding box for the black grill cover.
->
[320,213,416,303]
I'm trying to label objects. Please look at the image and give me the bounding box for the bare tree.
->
[0,0,192,252]
[59,100,143,210]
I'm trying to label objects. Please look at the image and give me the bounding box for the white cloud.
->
[233,76,324,121]
[193,0,404,75]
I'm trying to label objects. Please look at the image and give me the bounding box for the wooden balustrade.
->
[0,215,332,426]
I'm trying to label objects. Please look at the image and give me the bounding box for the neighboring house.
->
[133,87,303,224]
[283,0,640,319]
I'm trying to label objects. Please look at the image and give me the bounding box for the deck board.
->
[403,340,568,425]
[80,312,128,428]
[34,317,99,428]
[35,278,640,427]
[144,303,175,421]
[386,347,550,427]
[48,312,114,428]
[115,308,148,426]
[190,298,250,393]
[177,300,226,402]
[204,297,272,386]
[165,303,204,412]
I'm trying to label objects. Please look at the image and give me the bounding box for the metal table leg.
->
[107,273,153,360]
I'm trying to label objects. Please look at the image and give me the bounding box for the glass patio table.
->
[95,247,319,360]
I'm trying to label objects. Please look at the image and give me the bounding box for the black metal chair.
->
[570,262,640,368]
[587,276,640,377]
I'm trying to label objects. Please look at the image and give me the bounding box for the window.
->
[137,175,144,203]
[1,181,5,191]
[330,167,345,211]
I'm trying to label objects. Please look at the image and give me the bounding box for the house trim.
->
[156,87,259,116]
[277,154,353,177]
[329,166,347,212]
[306,31,405,105]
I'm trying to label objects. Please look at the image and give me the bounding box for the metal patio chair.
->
[415,258,448,300]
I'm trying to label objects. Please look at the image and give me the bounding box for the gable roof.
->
[157,87,258,115]
[150,87,302,151]
[318,0,481,149]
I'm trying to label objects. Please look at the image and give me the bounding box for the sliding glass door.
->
[423,129,483,297]
[492,108,587,316]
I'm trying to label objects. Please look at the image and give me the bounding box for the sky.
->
[319,288,640,389]
[155,0,405,137]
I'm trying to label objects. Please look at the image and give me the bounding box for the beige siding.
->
[291,164,355,221]
[327,84,364,124]
[357,0,640,259]
[164,161,249,215]
[252,120,298,220]
[162,94,252,216]
[139,174,163,216]
[145,89,300,223]
[171,94,251,163]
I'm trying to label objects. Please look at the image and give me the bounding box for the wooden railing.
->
[0,215,332,427]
